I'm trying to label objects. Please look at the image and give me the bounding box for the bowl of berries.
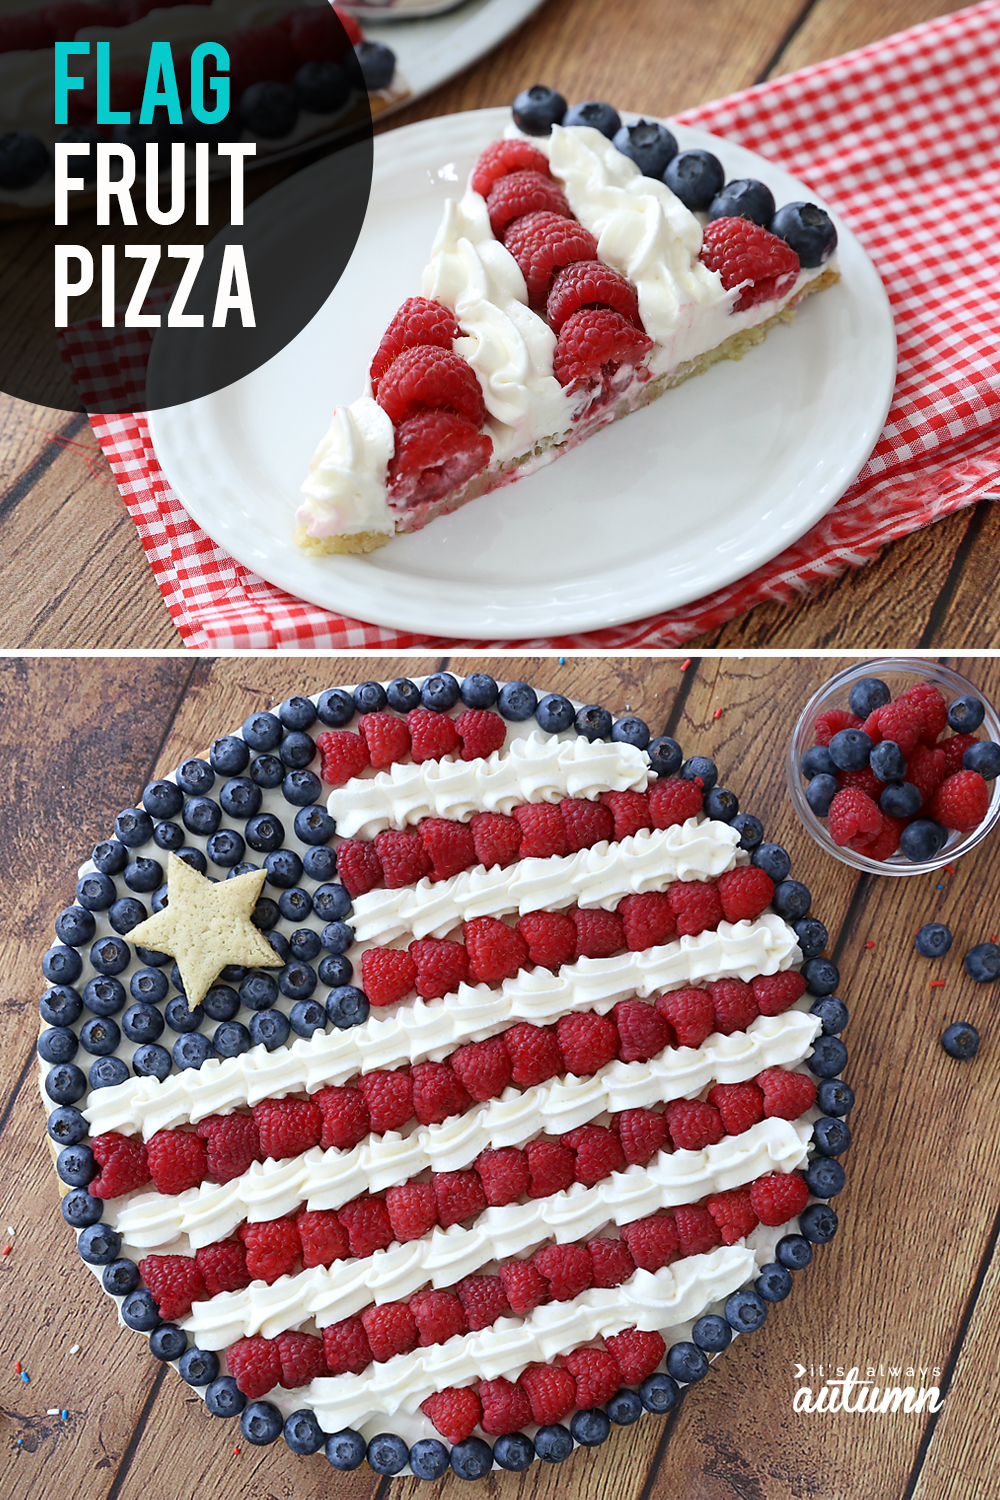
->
[786,660,1000,875]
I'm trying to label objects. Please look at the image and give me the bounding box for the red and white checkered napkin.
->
[78,0,1000,648]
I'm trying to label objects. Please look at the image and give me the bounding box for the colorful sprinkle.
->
[61,1410,68,1421]
[865,941,875,950]
[2,1246,11,1256]
[558,656,565,666]
[14,1362,20,1374]
[945,865,956,875]
[930,980,946,988]
[46,1409,59,1417]
[713,707,723,720]
[233,1447,241,1456]
[20,1371,29,1384]
[680,658,692,672]
[69,1345,80,1355]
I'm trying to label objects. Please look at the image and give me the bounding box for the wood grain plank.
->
[774,0,973,74]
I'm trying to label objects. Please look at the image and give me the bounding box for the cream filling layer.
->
[297,398,396,540]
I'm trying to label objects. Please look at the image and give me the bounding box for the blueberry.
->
[92,839,129,876]
[770,201,838,267]
[153,821,183,852]
[355,39,396,91]
[294,804,336,845]
[326,1428,367,1469]
[948,694,985,733]
[612,119,677,176]
[870,740,907,781]
[570,1407,611,1446]
[287,999,324,1037]
[607,1385,644,1423]
[880,782,922,819]
[801,744,836,779]
[705,786,739,822]
[421,672,461,710]
[317,688,355,726]
[776,1233,813,1269]
[377,679,417,716]
[102,1257,141,1297]
[942,1021,980,1059]
[282,769,321,806]
[498,680,538,720]
[47,1105,88,1147]
[0,130,50,188]
[150,1323,188,1361]
[534,1424,574,1461]
[277,888,312,925]
[817,1077,854,1116]
[681,755,718,791]
[266,932,290,967]
[57,1143,95,1187]
[210,736,251,774]
[513,84,568,135]
[293,58,349,114]
[176,846,207,875]
[666,1341,708,1382]
[240,973,278,1010]
[965,942,1000,982]
[143,780,184,819]
[575,704,613,741]
[313,883,351,922]
[240,80,298,138]
[899,819,948,862]
[165,994,205,1032]
[213,1021,252,1058]
[756,1262,794,1300]
[320,921,354,955]
[241,712,282,754]
[563,99,621,138]
[220,777,262,819]
[804,957,840,997]
[327,986,370,1029]
[692,1314,732,1352]
[639,1372,681,1412]
[353,681,388,714]
[40,986,83,1027]
[45,1063,87,1105]
[248,1009,291,1050]
[725,1286,768,1332]
[795,918,829,958]
[752,843,791,883]
[732,812,764,850]
[809,1033,848,1077]
[409,1437,450,1478]
[42,945,82,984]
[367,1432,409,1474]
[813,1116,851,1156]
[184,797,223,838]
[84,976,126,1016]
[62,1189,103,1229]
[303,846,338,881]
[289,928,322,963]
[124,857,164,892]
[264,850,303,890]
[708,177,775,226]
[205,829,245,868]
[275,696,316,732]
[135,944,170,967]
[810,995,847,1034]
[206,1375,246,1417]
[131,967,169,1003]
[78,1223,122,1265]
[80,1016,121,1056]
[493,1430,536,1470]
[772,879,811,920]
[449,1434,493,1477]
[612,714,651,750]
[804,1157,846,1197]
[318,956,354,990]
[176,759,215,797]
[964,740,1000,779]
[283,1408,325,1454]
[122,1288,161,1330]
[76,871,116,911]
[647,735,683,776]
[799,1202,839,1243]
[173,1033,213,1070]
[662,147,724,209]
[89,1056,129,1089]
[828,727,873,771]
[179,1347,220,1387]
[55,906,97,947]
[133,1043,172,1079]
[38,1027,78,1065]
[109,898,147,937]
[246,813,284,853]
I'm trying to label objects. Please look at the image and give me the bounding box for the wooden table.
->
[3,652,999,1500]
[0,0,992,650]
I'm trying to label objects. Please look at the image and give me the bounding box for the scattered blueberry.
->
[124,857,164,893]
[647,735,683,777]
[278,695,318,731]
[692,1314,732,1352]
[869,739,906,782]
[770,201,838,267]
[776,1234,813,1270]
[607,1387,643,1425]
[47,1106,89,1147]
[573,704,611,741]
[534,1424,574,1461]
[366,1433,409,1475]
[40,986,83,1027]
[42,945,83,985]
[250,756,284,791]
[801,744,836,779]
[131,967,169,1003]
[283,1408,325,1454]
[536,692,575,733]
[612,714,651,750]
[248,1010,291,1050]
[880,782,922,819]
[810,995,848,1034]
[213,1021,252,1058]
[89,1056,129,1089]
[386,677,422,713]
[680,755,718,791]
[498,680,538,720]
[752,843,791,883]
[62,1189,103,1229]
[316,688,354,726]
[313,883,352,922]
[45,1063,87,1105]
[666,1341,708,1382]
[245,813,284,853]
[144,779,185,819]
[175,846,207,875]
[460,672,498,708]
[964,740,1000,779]
[756,1262,794,1301]
[409,1438,450,1478]
[78,1223,123,1266]
[809,1033,848,1077]
[173,1033,214,1070]
[708,178,775,226]
[76,872,116,911]
[915,922,952,958]
[612,119,677,176]
[355,39,396,91]
[353,680,388,714]
[165,994,205,1032]
[795,918,829,958]
[79,1016,121,1057]
[0,130,51,190]
[102,1257,141,1297]
[817,1077,854,1116]
[325,1427,367,1469]
[451,1435,494,1477]
[512,84,568,135]
[965,942,1000,982]
[705,786,739,822]
[55,906,97,947]
[772,879,811,921]
[175,760,214,797]
[732,812,764,850]
[899,819,948,862]
[240,80,298,138]
[662,147,724,209]
[828,727,873,772]
[84,976,126,1016]
[240,1400,283,1443]
[327,986,370,1029]
[282,768,320,805]
[38,1026,79,1064]
[57,1143,95,1187]
[220,778,262,819]
[264,849,303,888]
[92,839,129,875]
[210,737,250,775]
[179,1347,220,1387]
[941,1021,980,1059]
[813,1116,852,1156]
[570,1407,611,1446]
[289,928,322,963]
[133,1043,172,1080]
[799,1202,839,1243]
[724,1286,768,1332]
[108,898,146,936]
[639,1372,681,1412]
[153,821,183,852]
[294,805,336,845]
[563,99,621,138]
[289,1000,326,1038]
[240,973,278,1011]
[121,1289,161,1330]
[205,1375,247,1417]
[804,1157,847,1197]
[948,694,985,733]
[303,846,338,882]
[318,953,353,987]
[804,958,840,997]
[421,672,461,711]
[320,921,354,955]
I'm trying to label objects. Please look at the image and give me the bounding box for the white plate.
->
[149,106,896,640]
[364,0,549,99]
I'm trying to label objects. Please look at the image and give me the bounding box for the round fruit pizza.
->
[38,672,851,1480]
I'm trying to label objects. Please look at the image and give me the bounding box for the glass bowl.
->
[786,658,1000,876]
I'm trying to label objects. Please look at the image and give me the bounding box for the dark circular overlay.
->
[0,3,374,414]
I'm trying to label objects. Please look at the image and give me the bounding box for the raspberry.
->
[588,1236,637,1287]
[621,1213,680,1271]
[296,1209,350,1268]
[409,1289,467,1346]
[479,1376,533,1435]
[450,1035,513,1100]
[421,1386,482,1444]
[411,1061,471,1124]
[655,987,716,1048]
[385,1181,438,1242]
[862,706,884,744]
[518,1363,578,1424]
[614,998,672,1062]
[139,1253,206,1321]
[907,744,947,808]
[706,1187,759,1244]
[930,769,989,831]
[553,307,653,392]
[225,24,296,94]
[196,1113,261,1185]
[600,790,653,842]
[618,891,676,950]
[335,838,383,897]
[716,866,775,924]
[564,1123,626,1185]
[195,1238,250,1296]
[315,1085,371,1149]
[377,344,486,428]
[941,732,979,776]
[432,1169,487,1227]
[533,1242,593,1301]
[749,1172,810,1227]
[752,970,807,1015]
[322,1317,372,1376]
[227,1336,282,1400]
[88,1131,150,1199]
[406,708,460,763]
[361,1302,419,1362]
[706,977,759,1036]
[470,810,521,867]
[361,946,418,1007]
[603,1328,665,1384]
[547,259,642,333]
[470,138,552,197]
[665,1098,725,1151]
[828,787,881,847]
[572,906,625,958]
[757,1068,817,1120]
[276,1330,327,1389]
[648,776,704,828]
[499,1258,547,1315]
[838,766,885,800]
[503,1021,563,1087]
[487,168,572,238]
[616,1107,670,1165]
[456,1274,511,1331]
[238,1218,301,1283]
[707,1081,765,1134]
[560,796,615,852]
[674,1205,723,1257]
[503,210,599,308]
[144,1128,207,1195]
[387,409,493,507]
[871,699,922,756]
[337,1196,393,1258]
[419,817,477,882]
[253,1097,322,1161]
[358,711,410,769]
[813,708,862,746]
[512,801,567,858]
[901,682,948,745]
[699,216,800,311]
[556,1010,618,1074]
[357,1069,414,1134]
[464,915,529,983]
[374,828,432,888]
[409,937,469,999]
[369,297,461,393]
[525,1137,576,1197]
[289,5,358,62]
[853,810,904,861]
[517,909,577,970]
[453,708,506,762]
[667,880,723,936]
[559,1347,621,1407]
[316,729,370,786]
